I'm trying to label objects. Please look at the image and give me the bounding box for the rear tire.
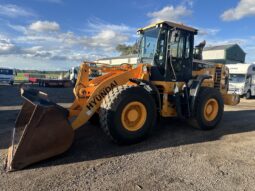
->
[193,87,224,130]
[99,85,157,144]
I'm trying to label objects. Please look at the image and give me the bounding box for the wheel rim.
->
[203,98,219,122]
[121,101,147,132]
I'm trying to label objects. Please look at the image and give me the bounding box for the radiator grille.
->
[214,67,222,90]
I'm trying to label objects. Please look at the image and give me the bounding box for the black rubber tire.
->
[246,90,251,99]
[99,85,157,144]
[89,112,100,126]
[193,87,224,130]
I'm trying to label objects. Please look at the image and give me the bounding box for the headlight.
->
[238,88,244,93]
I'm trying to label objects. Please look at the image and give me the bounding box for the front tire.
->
[99,85,157,144]
[193,87,224,130]
[89,112,100,126]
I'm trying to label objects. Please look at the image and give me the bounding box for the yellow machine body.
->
[68,62,239,127]
[5,21,240,171]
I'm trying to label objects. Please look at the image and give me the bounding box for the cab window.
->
[170,36,184,59]
[185,34,191,59]
[154,29,167,69]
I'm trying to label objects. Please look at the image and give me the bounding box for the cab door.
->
[168,30,193,82]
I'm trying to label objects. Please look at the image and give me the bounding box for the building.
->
[96,54,138,65]
[202,44,246,64]
[96,44,246,66]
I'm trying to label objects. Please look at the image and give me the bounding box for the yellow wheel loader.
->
[5,21,240,171]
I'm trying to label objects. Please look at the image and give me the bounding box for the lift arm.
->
[68,62,148,130]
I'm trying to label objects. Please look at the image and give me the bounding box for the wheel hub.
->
[206,105,213,115]
[204,98,219,122]
[127,109,139,122]
[121,101,147,131]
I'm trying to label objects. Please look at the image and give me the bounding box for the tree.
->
[116,43,138,56]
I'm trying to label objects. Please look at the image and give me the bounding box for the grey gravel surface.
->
[0,85,255,191]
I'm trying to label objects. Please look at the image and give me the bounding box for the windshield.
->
[229,74,246,83]
[138,28,160,64]
[0,69,13,75]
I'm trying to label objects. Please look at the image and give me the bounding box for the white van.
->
[227,64,255,99]
[69,63,100,85]
[69,66,79,85]
[0,67,16,85]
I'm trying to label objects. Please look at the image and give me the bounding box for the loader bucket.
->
[5,88,74,171]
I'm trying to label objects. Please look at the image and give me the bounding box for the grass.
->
[15,73,28,82]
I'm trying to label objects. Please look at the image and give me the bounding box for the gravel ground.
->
[0,85,255,191]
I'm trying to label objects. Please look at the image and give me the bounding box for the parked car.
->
[0,67,16,85]
[227,63,255,99]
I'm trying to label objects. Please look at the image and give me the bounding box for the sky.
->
[0,0,255,70]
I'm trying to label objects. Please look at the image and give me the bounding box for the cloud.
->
[221,0,255,21]
[16,28,129,52]
[0,19,132,70]
[147,5,192,23]
[198,28,220,36]
[89,30,129,51]
[36,0,63,3]
[87,19,134,33]
[29,21,60,32]
[5,17,134,64]
[195,28,221,47]
[206,39,247,47]
[0,39,16,54]
[181,0,194,7]
[0,4,35,18]
[7,23,28,34]
[17,19,131,52]
[0,37,92,63]
[0,55,78,71]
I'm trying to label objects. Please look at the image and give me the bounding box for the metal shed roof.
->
[203,44,236,51]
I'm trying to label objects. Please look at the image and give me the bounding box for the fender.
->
[129,78,161,112]
[189,75,212,115]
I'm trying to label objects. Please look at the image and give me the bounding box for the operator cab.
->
[137,21,198,82]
